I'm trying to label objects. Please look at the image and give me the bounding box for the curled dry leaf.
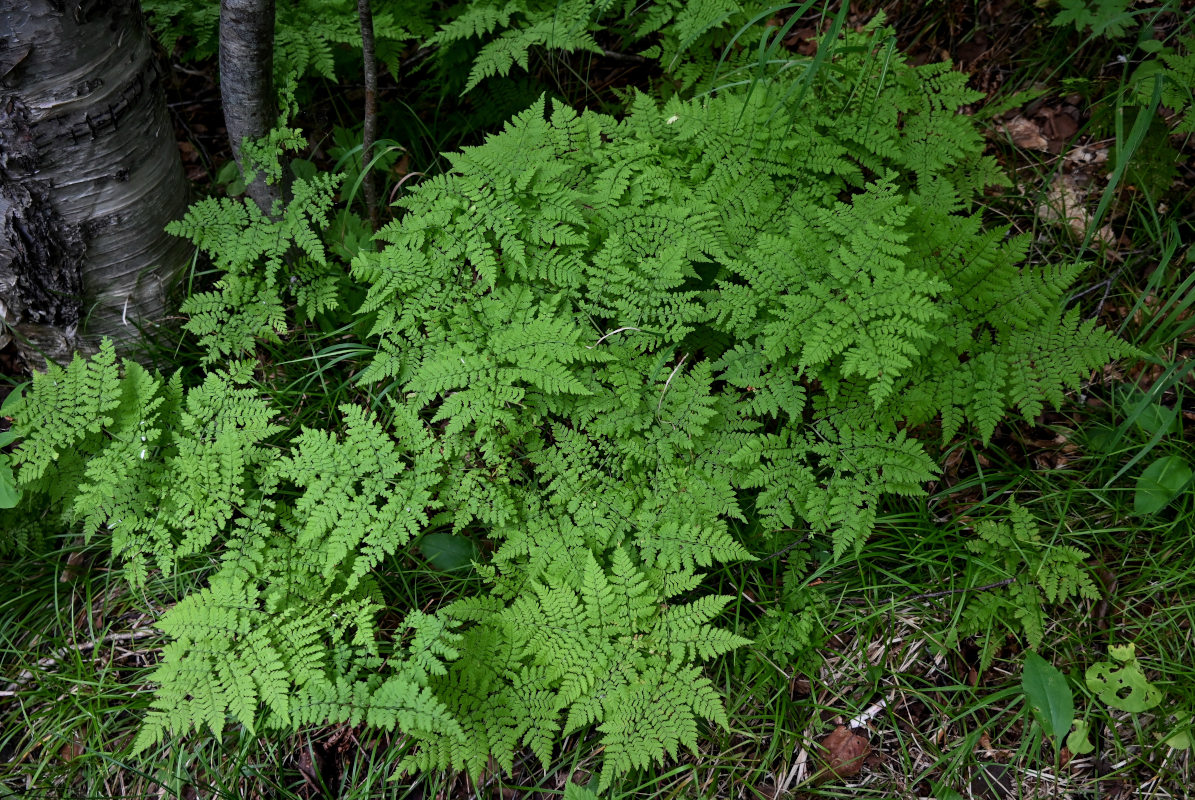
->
[815,725,871,782]
[1000,115,1049,151]
[1036,173,1116,249]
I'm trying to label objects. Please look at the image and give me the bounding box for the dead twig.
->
[3,629,161,693]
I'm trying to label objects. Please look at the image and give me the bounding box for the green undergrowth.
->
[3,3,1194,798]
[144,0,777,109]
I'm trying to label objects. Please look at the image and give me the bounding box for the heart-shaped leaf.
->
[1162,727,1192,750]
[1022,651,1074,750]
[1134,455,1192,515]
[419,533,477,572]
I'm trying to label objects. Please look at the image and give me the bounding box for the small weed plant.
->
[3,20,1133,789]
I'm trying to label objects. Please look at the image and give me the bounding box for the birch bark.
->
[219,0,280,215]
[0,0,190,365]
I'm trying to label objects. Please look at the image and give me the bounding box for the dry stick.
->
[600,48,650,63]
[2,629,161,693]
[358,0,379,231]
[388,170,426,205]
[587,325,643,349]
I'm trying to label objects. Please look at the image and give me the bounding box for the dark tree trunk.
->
[0,0,191,366]
[219,0,280,215]
[358,0,379,231]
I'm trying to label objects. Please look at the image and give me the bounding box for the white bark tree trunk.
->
[220,0,281,215]
[0,0,190,366]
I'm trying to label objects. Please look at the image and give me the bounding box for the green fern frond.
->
[954,502,1101,670]
[10,341,122,485]
[12,15,1135,790]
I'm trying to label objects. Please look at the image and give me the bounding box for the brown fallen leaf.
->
[59,735,85,762]
[1000,115,1049,151]
[1036,173,1116,248]
[297,743,326,790]
[814,725,871,782]
[1043,110,1078,142]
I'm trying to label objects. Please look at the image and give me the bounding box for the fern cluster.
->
[427,0,754,93]
[948,503,1100,671]
[173,128,343,361]
[144,0,759,101]
[6,19,1130,788]
[1134,32,1195,133]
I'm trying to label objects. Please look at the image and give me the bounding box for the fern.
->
[172,130,342,363]
[6,17,1133,790]
[1051,0,1139,38]
[403,549,748,788]
[275,403,438,589]
[9,340,123,486]
[425,0,755,94]
[142,0,428,111]
[143,0,752,101]
[949,502,1100,671]
[749,550,828,683]
[1133,33,1195,134]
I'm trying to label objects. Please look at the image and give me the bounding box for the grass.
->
[2,0,1194,797]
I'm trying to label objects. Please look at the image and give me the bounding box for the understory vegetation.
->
[2,1,1193,798]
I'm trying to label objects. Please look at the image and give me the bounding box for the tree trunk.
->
[219,0,281,215]
[358,0,379,231]
[0,0,191,366]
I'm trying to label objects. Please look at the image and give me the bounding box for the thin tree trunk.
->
[219,0,280,215]
[0,0,191,366]
[358,0,379,231]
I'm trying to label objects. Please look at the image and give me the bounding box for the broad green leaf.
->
[419,533,477,572]
[1022,652,1074,749]
[0,385,24,417]
[291,158,318,181]
[1085,426,1116,454]
[1133,455,1193,515]
[216,160,240,185]
[1131,399,1180,438]
[1086,643,1162,712]
[0,460,20,508]
[1162,727,1191,750]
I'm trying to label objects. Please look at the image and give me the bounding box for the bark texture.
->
[0,0,191,365]
[219,0,280,215]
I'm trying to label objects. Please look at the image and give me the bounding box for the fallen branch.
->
[3,629,161,693]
